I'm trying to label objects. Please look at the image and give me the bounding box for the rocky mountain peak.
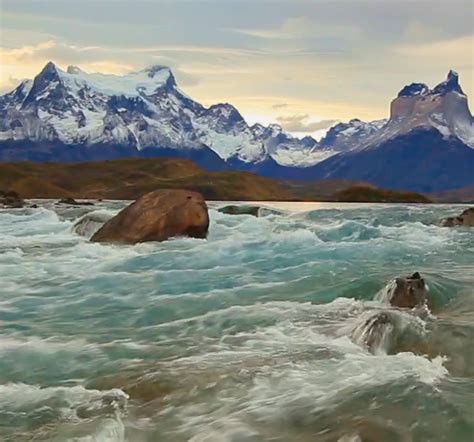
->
[397,70,464,99]
[22,61,65,107]
[204,103,244,124]
[385,70,473,147]
[141,65,176,89]
[397,83,429,98]
[42,61,59,74]
[432,70,463,95]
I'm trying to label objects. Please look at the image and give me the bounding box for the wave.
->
[0,383,128,440]
[1,202,473,440]
[158,298,448,440]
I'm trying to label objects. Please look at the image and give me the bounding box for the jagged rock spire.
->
[432,70,464,95]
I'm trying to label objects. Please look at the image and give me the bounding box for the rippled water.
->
[0,201,473,441]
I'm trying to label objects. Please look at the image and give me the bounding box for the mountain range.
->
[1,63,473,192]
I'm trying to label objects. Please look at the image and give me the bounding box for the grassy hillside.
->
[0,158,432,202]
[0,158,295,201]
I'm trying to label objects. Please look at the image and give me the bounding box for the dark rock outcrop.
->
[440,208,474,227]
[57,197,94,206]
[218,205,281,217]
[218,205,260,217]
[0,190,25,208]
[376,272,428,309]
[91,189,209,244]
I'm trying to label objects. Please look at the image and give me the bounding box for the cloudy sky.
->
[0,0,473,136]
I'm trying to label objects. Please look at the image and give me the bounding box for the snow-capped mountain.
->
[314,70,473,155]
[354,70,474,150]
[0,62,313,166]
[1,62,202,149]
[249,123,325,166]
[307,71,474,192]
[318,118,387,152]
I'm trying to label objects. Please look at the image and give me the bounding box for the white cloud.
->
[394,34,474,58]
[277,114,337,132]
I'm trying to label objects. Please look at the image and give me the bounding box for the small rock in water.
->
[87,373,173,403]
[376,272,427,309]
[57,197,94,206]
[351,307,428,355]
[218,205,260,217]
[218,205,281,217]
[91,189,209,244]
[351,311,395,355]
[440,208,474,227]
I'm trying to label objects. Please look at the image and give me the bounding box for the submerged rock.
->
[351,308,427,355]
[218,204,281,217]
[352,311,395,355]
[0,190,25,208]
[376,272,428,309]
[440,208,474,227]
[57,197,94,206]
[88,373,173,403]
[73,212,113,238]
[91,189,209,244]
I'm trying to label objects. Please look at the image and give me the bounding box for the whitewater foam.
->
[0,201,472,440]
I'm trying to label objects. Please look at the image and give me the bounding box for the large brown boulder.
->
[376,272,428,309]
[91,189,209,244]
[440,208,474,227]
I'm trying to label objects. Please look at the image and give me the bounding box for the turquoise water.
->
[0,202,473,441]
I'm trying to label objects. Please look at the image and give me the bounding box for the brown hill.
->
[0,158,294,201]
[0,158,431,202]
[333,185,431,203]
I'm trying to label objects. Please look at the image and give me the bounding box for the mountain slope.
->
[310,128,474,192]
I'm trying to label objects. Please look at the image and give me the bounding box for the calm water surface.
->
[0,201,473,441]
